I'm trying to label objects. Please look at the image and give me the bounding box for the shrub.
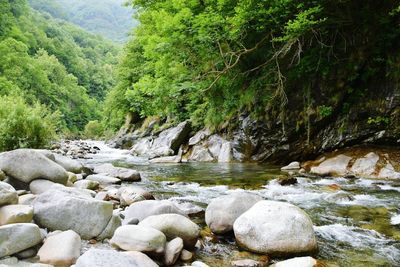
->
[0,95,59,151]
[84,120,104,139]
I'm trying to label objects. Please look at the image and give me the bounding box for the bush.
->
[0,95,59,151]
[84,120,104,139]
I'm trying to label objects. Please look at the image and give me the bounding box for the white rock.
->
[93,163,140,181]
[233,200,317,256]
[18,194,36,205]
[0,204,33,225]
[378,163,400,179]
[33,186,113,239]
[188,129,211,146]
[0,223,43,258]
[0,149,68,184]
[123,200,186,223]
[205,192,262,234]
[273,256,318,267]
[122,251,159,267]
[119,186,154,207]
[54,154,84,174]
[350,152,379,177]
[310,154,351,176]
[281,161,301,171]
[86,174,121,185]
[110,225,166,254]
[192,261,210,267]
[188,145,214,162]
[139,214,200,248]
[75,249,140,267]
[73,180,99,190]
[0,181,18,206]
[163,237,184,266]
[38,230,81,266]
[29,179,57,195]
[218,142,233,163]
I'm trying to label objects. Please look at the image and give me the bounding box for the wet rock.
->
[271,256,318,267]
[122,200,186,223]
[93,163,140,182]
[378,163,400,179]
[0,223,43,258]
[37,230,81,266]
[188,145,214,162]
[119,186,154,207]
[33,186,113,239]
[277,176,298,186]
[281,162,301,171]
[350,152,379,177]
[29,179,57,195]
[310,154,352,176]
[73,179,100,190]
[0,181,18,206]
[139,214,200,248]
[86,174,121,185]
[54,154,84,174]
[149,155,182,163]
[75,249,140,267]
[164,237,184,266]
[205,192,262,234]
[324,191,354,203]
[230,259,262,267]
[180,249,194,262]
[0,149,68,185]
[233,200,317,256]
[218,142,233,163]
[18,194,36,205]
[0,204,33,225]
[110,225,166,254]
[122,251,159,267]
[189,129,211,146]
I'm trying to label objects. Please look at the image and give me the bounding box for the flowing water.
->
[82,141,400,267]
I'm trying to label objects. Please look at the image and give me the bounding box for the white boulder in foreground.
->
[233,200,317,256]
[0,223,42,258]
[37,230,81,266]
[75,249,142,267]
[33,186,113,239]
[0,149,68,184]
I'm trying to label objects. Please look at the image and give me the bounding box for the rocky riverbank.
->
[0,142,327,267]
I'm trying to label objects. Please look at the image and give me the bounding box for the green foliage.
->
[367,116,390,126]
[103,0,400,131]
[318,105,333,118]
[0,95,59,151]
[84,120,104,139]
[29,0,137,42]
[0,0,119,143]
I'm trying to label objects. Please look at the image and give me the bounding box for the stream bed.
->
[82,141,400,267]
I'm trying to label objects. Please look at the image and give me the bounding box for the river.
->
[81,141,400,267]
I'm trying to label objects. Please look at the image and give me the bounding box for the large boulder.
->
[0,204,33,225]
[122,251,159,267]
[0,149,68,184]
[110,225,166,254]
[233,200,317,256]
[188,146,214,162]
[152,121,191,154]
[75,249,141,267]
[0,181,18,207]
[0,223,43,258]
[350,152,379,177]
[53,154,84,174]
[205,192,263,234]
[378,163,400,179]
[97,212,122,240]
[33,186,113,239]
[123,200,186,223]
[310,154,351,176]
[29,179,57,195]
[218,142,233,163]
[37,230,81,266]
[93,163,140,182]
[139,214,200,248]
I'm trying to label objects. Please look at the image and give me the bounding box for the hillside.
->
[29,0,137,42]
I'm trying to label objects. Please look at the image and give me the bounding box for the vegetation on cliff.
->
[103,0,400,138]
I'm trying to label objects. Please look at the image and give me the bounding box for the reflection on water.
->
[83,141,400,266]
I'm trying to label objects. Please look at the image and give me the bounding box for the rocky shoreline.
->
[0,140,399,267]
[0,141,330,267]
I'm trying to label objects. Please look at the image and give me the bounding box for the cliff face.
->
[230,80,400,163]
